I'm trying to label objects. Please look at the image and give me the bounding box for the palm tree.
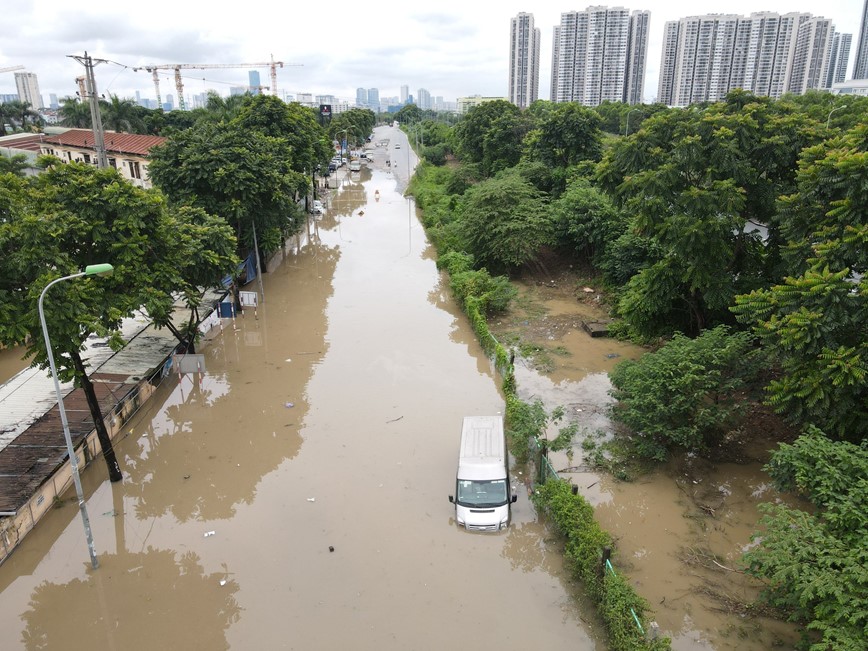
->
[201,91,248,123]
[3,100,41,131]
[58,96,92,128]
[101,94,144,133]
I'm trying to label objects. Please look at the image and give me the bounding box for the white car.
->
[311,200,324,214]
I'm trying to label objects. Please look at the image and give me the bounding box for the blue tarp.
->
[221,253,257,288]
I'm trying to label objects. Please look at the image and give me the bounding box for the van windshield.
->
[456,479,508,507]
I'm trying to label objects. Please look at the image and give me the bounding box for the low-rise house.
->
[39,128,166,189]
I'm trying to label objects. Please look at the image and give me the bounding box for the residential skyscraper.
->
[658,12,835,106]
[15,72,43,109]
[356,87,368,107]
[553,7,649,106]
[508,12,540,108]
[825,33,852,86]
[400,85,409,104]
[417,88,432,110]
[550,26,560,101]
[367,88,379,110]
[854,0,868,78]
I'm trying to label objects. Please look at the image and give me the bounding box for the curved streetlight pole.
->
[625,108,641,136]
[38,263,113,570]
[826,104,847,129]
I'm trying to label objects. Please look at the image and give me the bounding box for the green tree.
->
[453,100,521,166]
[57,97,92,128]
[148,120,308,267]
[743,428,867,650]
[0,163,238,482]
[609,326,760,460]
[2,99,41,131]
[732,125,868,440]
[457,172,553,272]
[0,153,30,176]
[550,177,625,264]
[392,103,421,125]
[528,102,602,168]
[100,94,145,133]
[234,94,331,175]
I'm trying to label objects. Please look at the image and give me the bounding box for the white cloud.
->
[0,0,862,106]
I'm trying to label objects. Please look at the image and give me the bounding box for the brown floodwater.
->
[499,281,803,650]
[0,128,603,650]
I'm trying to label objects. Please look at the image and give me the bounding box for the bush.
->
[609,326,759,460]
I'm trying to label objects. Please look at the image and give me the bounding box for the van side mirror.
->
[511,495,518,503]
[448,495,454,503]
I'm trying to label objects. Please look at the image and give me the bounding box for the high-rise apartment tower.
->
[15,72,43,110]
[552,7,649,106]
[509,12,540,108]
[854,0,868,78]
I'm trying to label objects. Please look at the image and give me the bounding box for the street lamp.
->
[625,108,641,136]
[826,104,847,129]
[38,263,113,570]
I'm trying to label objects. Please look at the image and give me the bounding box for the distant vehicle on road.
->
[394,143,401,149]
[349,160,361,172]
[311,200,324,214]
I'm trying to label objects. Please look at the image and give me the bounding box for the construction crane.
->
[132,56,301,110]
[0,65,25,74]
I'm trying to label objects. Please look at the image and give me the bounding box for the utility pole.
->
[68,52,109,168]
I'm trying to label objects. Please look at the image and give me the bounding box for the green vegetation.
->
[609,326,760,460]
[408,90,866,649]
[744,429,867,650]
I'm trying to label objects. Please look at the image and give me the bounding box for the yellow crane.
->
[132,56,301,110]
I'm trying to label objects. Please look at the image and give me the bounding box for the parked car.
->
[328,162,337,173]
[311,200,324,214]
[349,160,361,172]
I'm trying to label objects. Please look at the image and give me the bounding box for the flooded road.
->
[0,127,601,649]
[492,280,802,651]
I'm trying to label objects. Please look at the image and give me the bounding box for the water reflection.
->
[20,547,240,650]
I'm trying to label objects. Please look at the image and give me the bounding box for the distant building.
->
[249,70,262,94]
[658,12,836,106]
[826,33,852,87]
[15,72,43,110]
[552,7,649,106]
[417,88,432,110]
[508,12,540,108]
[550,26,560,101]
[457,95,506,114]
[49,94,59,110]
[367,88,379,110]
[356,87,367,107]
[830,78,868,95]
[38,128,167,189]
[854,0,868,78]
[400,85,409,104]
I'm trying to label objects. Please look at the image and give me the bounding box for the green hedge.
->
[534,480,670,651]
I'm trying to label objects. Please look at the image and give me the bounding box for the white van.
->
[449,416,516,532]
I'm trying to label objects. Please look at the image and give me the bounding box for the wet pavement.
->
[0,126,602,650]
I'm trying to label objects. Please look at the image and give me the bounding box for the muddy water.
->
[0,345,29,383]
[0,144,602,649]
[497,281,802,650]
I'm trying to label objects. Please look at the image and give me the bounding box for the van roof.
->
[458,416,506,480]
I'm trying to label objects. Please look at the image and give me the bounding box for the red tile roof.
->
[0,134,47,153]
[42,129,166,156]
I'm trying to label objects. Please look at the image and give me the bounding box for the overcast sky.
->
[1,1,863,108]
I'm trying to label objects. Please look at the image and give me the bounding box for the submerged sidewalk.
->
[0,296,224,563]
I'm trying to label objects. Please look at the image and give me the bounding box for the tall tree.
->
[732,125,868,440]
[100,94,145,133]
[0,163,238,482]
[58,96,92,128]
[527,102,602,168]
[453,100,521,167]
[148,120,308,267]
[457,171,553,272]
